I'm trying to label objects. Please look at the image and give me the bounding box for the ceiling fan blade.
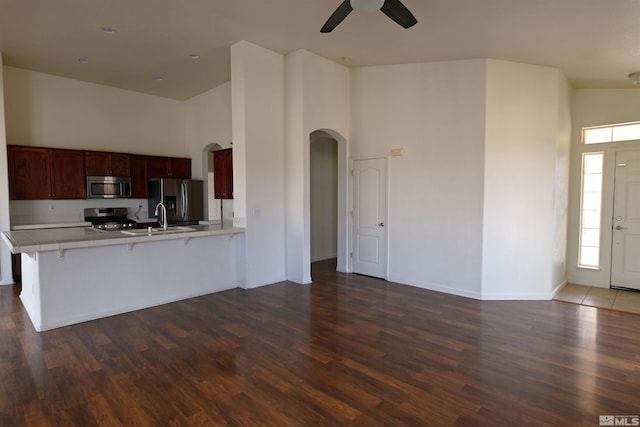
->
[321,0,354,33]
[380,0,418,28]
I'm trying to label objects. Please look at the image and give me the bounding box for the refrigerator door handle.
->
[182,182,188,220]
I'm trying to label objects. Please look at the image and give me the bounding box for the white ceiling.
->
[2,0,640,100]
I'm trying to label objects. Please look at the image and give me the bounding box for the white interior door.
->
[611,150,640,289]
[353,158,387,278]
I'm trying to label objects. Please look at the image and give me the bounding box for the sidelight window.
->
[578,152,604,268]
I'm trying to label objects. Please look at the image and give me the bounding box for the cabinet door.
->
[148,156,170,178]
[213,149,233,199]
[148,156,191,178]
[130,155,149,198]
[7,146,52,199]
[110,153,131,176]
[85,151,130,176]
[170,158,191,179]
[50,149,86,199]
[85,151,111,176]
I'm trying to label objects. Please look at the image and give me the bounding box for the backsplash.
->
[208,199,234,222]
[10,199,149,226]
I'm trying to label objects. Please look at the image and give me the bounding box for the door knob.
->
[615,225,628,230]
[378,222,385,227]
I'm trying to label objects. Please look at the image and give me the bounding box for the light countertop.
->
[11,221,92,231]
[2,224,244,254]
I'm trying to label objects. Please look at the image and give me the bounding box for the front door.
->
[352,158,387,278]
[611,150,640,289]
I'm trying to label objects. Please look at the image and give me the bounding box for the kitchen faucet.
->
[154,202,168,230]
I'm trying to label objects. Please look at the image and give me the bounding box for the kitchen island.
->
[1,224,245,331]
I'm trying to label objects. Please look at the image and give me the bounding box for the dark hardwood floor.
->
[1,259,639,426]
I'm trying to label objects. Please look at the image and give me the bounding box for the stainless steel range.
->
[84,207,136,231]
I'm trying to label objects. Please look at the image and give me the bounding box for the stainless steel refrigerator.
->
[148,179,204,226]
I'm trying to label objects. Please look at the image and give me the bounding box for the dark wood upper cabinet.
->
[50,149,86,199]
[8,145,86,200]
[130,155,150,198]
[170,158,191,179]
[8,145,192,200]
[148,156,191,179]
[213,148,233,199]
[85,151,130,176]
[8,146,51,199]
[132,155,191,198]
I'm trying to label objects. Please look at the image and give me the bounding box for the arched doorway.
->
[308,129,349,278]
[310,133,338,264]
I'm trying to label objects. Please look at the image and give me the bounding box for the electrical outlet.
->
[138,202,143,208]
[49,203,55,211]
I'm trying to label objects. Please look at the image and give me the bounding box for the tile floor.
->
[555,284,640,315]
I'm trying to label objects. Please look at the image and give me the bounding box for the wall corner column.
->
[0,54,15,285]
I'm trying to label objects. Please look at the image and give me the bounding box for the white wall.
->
[0,55,13,284]
[350,60,487,298]
[482,60,570,299]
[185,82,232,179]
[310,136,338,262]
[350,58,569,300]
[184,82,233,220]
[3,66,185,155]
[2,66,233,226]
[284,50,350,283]
[284,51,306,283]
[553,77,572,291]
[568,89,640,287]
[231,41,287,288]
[1,48,573,299]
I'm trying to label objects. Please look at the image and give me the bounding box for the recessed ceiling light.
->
[188,53,201,60]
[78,58,89,64]
[152,76,164,82]
[100,26,117,35]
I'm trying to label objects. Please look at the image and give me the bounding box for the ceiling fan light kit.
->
[321,0,417,33]
[629,72,640,85]
[351,0,384,12]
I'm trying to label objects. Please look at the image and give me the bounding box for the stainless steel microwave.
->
[86,176,132,198]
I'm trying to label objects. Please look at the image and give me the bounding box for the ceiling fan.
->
[321,0,417,33]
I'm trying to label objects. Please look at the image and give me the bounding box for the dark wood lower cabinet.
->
[11,254,20,283]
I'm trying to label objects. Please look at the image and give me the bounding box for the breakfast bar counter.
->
[2,223,244,253]
[1,224,245,331]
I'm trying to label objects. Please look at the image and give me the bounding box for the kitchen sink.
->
[120,226,196,236]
